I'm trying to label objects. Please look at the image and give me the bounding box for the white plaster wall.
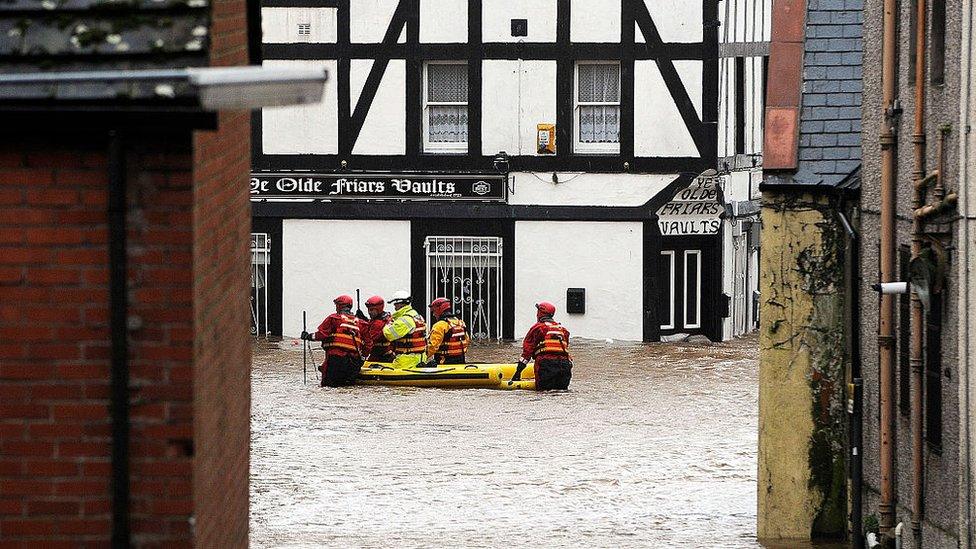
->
[482,0,557,42]
[570,0,620,42]
[634,60,699,157]
[674,59,703,119]
[262,60,338,154]
[515,221,643,341]
[282,220,411,337]
[717,57,733,158]
[420,0,467,42]
[637,0,703,43]
[350,0,404,43]
[481,60,557,156]
[261,7,337,43]
[508,172,674,206]
[350,59,406,155]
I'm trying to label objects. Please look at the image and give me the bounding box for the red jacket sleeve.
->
[521,323,543,361]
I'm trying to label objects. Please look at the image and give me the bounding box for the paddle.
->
[302,310,307,385]
[355,288,367,320]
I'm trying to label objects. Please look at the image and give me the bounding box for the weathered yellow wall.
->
[758,190,847,540]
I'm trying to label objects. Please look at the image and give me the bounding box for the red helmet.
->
[536,301,556,320]
[333,294,353,310]
[429,297,452,318]
[365,295,385,309]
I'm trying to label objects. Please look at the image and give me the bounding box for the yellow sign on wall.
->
[537,124,555,155]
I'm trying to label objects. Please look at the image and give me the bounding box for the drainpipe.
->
[909,0,928,538]
[878,0,900,539]
[960,2,975,545]
[108,129,130,546]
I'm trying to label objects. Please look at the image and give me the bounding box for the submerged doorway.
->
[424,236,503,340]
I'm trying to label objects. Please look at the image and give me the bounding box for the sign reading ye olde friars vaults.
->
[250,172,507,202]
[656,173,726,236]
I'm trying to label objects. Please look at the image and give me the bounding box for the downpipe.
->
[108,129,130,547]
[960,0,975,544]
[878,0,900,539]
[909,0,928,538]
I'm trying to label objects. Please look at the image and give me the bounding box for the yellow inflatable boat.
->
[358,362,535,390]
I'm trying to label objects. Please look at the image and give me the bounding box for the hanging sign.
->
[249,172,507,202]
[656,175,726,236]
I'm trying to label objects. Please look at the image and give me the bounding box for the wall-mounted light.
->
[493,151,510,174]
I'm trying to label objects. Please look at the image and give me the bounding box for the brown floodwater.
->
[250,334,826,548]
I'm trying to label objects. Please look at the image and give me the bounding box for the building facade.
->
[0,1,260,545]
[757,0,862,541]
[860,0,964,546]
[252,0,769,342]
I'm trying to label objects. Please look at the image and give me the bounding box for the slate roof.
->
[766,0,863,188]
[0,0,210,102]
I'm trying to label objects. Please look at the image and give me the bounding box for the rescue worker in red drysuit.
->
[425,297,470,366]
[512,301,573,390]
[301,294,368,387]
[363,295,395,362]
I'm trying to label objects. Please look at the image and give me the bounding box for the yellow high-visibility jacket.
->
[383,306,426,368]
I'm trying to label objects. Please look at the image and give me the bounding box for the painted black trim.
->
[347,0,409,151]
[247,0,263,64]
[252,217,283,337]
[254,154,706,173]
[261,42,704,60]
[337,0,351,155]
[405,0,421,158]
[633,2,708,158]
[555,0,572,157]
[466,0,483,157]
[261,0,338,6]
[734,56,745,155]
[619,1,635,160]
[702,0,720,162]
[254,0,719,174]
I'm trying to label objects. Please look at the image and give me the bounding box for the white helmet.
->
[390,290,411,303]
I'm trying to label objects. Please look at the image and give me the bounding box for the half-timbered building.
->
[251,0,769,342]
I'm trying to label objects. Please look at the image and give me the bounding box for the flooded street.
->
[250,335,764,548]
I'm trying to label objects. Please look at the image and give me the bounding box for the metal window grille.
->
[297,23,311,35]
[425,236,502,340]
[251,233,270,338]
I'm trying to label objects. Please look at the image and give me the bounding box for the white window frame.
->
[574,60,621,155]
[683,250,702,329]
[660,250,676,330]
[423,61,468,154]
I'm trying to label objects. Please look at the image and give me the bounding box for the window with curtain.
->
[575,62,620,153]
[424,62,468,152]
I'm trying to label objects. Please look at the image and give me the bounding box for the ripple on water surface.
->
[251,336,766,548]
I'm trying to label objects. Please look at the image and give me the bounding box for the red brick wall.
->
[0,134,201,545]
[1,2,252,546]
[189,0,252,543]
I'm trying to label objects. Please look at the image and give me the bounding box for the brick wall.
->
[0,133,201,545]
[189,0,252,542]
